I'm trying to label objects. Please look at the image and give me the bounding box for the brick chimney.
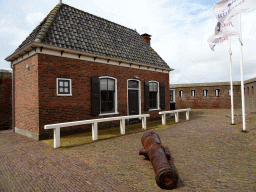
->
[141,33,151,45]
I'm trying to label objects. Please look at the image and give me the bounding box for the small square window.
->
[57,78,72,96]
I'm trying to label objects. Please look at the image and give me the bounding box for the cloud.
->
[25,12,45,26]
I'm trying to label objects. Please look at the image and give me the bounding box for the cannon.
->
[139,131,178,189]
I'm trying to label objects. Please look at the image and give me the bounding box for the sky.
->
[0,0,256,84]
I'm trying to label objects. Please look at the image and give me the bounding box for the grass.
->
[42,115,179,148]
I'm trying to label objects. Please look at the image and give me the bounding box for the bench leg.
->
[175,112,179,123]
[54,127,60,149]
[186,111,189,120]
[92,122,98,140]
[142,117,147,130]
[120,119,125,135]
[162,114,166,125]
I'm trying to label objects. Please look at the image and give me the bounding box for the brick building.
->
[244,77,256,112]
[5,3,173,140]
[0,69,12,130]
[169,81,242,109]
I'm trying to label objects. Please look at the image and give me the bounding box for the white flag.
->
[208,16,238,51]
[214,0,256,23]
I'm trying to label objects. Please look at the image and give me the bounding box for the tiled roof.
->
[15,3,170,69]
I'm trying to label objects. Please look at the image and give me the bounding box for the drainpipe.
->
[11,62,15,132]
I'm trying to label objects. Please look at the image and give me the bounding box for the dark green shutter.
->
[160,82,165,109]
[91,76,100,115]
[144,81,150,111]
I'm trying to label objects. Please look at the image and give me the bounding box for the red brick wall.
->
[174,85,241,109]
[14,55,39,134]
[37,54,169,137]
[245,81,256,112]
[0,77,12,129]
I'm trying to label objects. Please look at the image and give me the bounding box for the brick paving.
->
[1,109,256,192]
[0,130,137,192]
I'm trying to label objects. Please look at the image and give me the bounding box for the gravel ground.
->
[61,109,256,191]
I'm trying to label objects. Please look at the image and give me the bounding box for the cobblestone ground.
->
[61,109,256,192]
[0,109,256,192]
[0,131,137,191]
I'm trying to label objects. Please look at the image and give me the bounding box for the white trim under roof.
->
[5,43,173,74]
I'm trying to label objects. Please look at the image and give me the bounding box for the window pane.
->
[108,79,115,91]
[64,81,69,87]
[154,83,158,92]
[100,79,108,90]
[64,88,69,93]
[128,80,138,88]
[101,91,114,112]
[59,88,64,92]
[150,92,157,108]
[170,90,173,101]
[59,81,63,86]
[149,83,154,91]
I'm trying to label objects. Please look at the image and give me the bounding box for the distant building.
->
[0,69,12,130]
[244,77,256,112]
[170,81,242,109]
[170,77,256,112]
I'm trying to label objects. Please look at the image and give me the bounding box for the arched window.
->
[215,89,220,96]
[99,77,117,114]
[191,90,195,97]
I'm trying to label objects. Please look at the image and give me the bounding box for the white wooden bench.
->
[159,108,191,125]
[44,114,150,148]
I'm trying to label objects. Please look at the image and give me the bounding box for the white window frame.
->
[170,89,175,102]
[148,81,160,111]
[127,79,141,117]
[99,76,118,116]
[56,78,72,96]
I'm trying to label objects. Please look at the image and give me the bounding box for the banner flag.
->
[208,16,238,51]
[213,0,256,23]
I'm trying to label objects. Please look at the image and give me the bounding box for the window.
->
[229,89,234,96]
[215,89,220,96]
[100,77,116,113]
[203,89,208,96]
[191,90,195,97]
[179,90,183,97]
[149,81,159,109]
[170,90,174,101]
[57,78,72,96]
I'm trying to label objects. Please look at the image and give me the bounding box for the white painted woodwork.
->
[159,108,191,125]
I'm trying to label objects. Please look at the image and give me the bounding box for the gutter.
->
[11,63,15,132]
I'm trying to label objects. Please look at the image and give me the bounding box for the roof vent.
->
[141,33,151,45]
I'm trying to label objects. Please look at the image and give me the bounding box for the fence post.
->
[54,127,60,148]
[186,111,189,120]
[142,116,147,130]
[161,114,166,125]
[120,119,125,134]
[92,122,98,140]
[175,112,179,123]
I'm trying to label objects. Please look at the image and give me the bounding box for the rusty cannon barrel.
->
[139,131,178,189]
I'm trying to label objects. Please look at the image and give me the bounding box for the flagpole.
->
[239,13,247,132]
[229,37,234,125]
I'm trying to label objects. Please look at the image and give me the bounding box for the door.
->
[128,80,140,124]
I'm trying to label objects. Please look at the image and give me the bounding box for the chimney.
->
[141,33,151,45]
[60,0,62,4]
